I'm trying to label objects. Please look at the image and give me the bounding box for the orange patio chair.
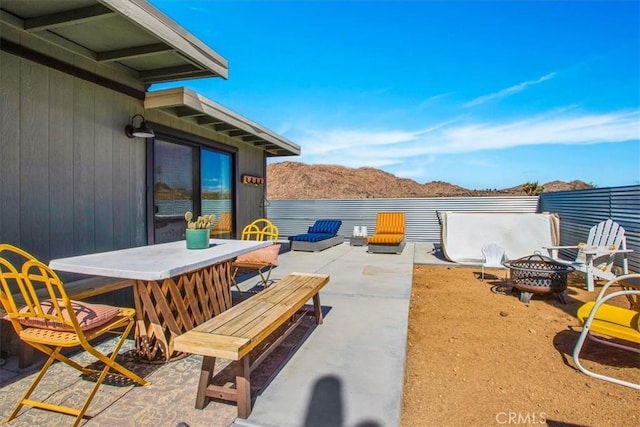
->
[367,212,406,254]
[0,244,148,426]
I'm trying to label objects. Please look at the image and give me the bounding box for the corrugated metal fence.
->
[267,196,540,242]
[267,185,639,272]
[539,185,640,272]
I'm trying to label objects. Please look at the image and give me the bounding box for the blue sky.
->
[149,0,640,190]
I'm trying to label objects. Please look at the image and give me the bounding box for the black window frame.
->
[145,122,238,244]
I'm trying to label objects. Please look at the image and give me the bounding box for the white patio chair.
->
[545,219,633,291]
[481,243,508,280]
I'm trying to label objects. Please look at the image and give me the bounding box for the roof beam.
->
[139,65,211,82]
[213,123,235,132]
[228,130,251,137]
[96,43,173,62]
[175,106,204,118]
[252,141,272,147]
[24,4,115,32]
[197,116,224,126]
[242,135,264,143]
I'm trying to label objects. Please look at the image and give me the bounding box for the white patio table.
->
[49,239,271,363]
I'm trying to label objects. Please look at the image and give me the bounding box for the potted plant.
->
[184,211,215,249]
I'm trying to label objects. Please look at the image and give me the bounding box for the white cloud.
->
[290,109,640,172]
[434,110,639,153]
[464,72,558,107]
[300,129,419,156]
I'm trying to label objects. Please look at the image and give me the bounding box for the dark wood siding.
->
[1,51,147,271]
[2,50,271,269]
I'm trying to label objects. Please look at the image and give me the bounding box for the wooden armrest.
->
[581,249,633,255]
[544,245,579,250]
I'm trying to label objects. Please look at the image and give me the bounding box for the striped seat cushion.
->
[14,299,121,332]
[289,233,335,242]
[289,219,342,242]
[308,220,342,235]
[375,213,405,234]
[368,213,405,245]
[367,234,405,244]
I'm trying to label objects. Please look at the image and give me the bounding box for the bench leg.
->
[313,294,323,325]
[236,356,251,418]
[196,356,216,409]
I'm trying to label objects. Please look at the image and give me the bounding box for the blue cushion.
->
[308,220,342,235]
[289,233,335,242]
[289,220,342,242]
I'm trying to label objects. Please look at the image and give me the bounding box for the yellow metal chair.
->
[231,219,280,293]
[0,244,148,426]
[573,273,640,390]
[239,218,279,242]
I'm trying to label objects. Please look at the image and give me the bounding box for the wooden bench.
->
[2,276,134,368]
[174,272,330,419]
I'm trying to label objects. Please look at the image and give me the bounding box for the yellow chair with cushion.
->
[573,273,640,390]
[231,219,280,293]
[367,212,406,254]
[0,244,148,426]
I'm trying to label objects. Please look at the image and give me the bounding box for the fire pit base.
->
[518,289,567,305]
[504,254,575,305]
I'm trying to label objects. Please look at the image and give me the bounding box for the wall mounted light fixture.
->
[125,114,155,138]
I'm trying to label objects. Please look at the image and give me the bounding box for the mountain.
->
[266,161,594,199]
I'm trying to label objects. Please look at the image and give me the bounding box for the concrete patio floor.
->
[0,242,450,427]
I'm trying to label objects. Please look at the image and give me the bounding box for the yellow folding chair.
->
[231,219,280,293]
[0,244,148,426]
[573,273,640,390]
[239,218,279,242]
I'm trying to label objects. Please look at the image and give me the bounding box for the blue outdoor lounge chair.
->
[289,219,343,252]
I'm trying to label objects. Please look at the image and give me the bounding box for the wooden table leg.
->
[133,260,234,362]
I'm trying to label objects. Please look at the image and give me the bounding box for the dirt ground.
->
[400,265,639,427]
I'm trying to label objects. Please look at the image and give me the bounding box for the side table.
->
[350,236,367,246]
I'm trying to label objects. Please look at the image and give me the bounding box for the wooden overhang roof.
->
[0,0,228,83]
[146,87,301,157]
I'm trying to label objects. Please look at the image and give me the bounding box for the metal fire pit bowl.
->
[503,253,575,304]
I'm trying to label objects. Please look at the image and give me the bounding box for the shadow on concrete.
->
[303,374,382,427]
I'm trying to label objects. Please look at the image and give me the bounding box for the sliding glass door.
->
[152,139,195,243]
[151,138,234,244]
[201,148,233,236]
[200,148,233,218]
